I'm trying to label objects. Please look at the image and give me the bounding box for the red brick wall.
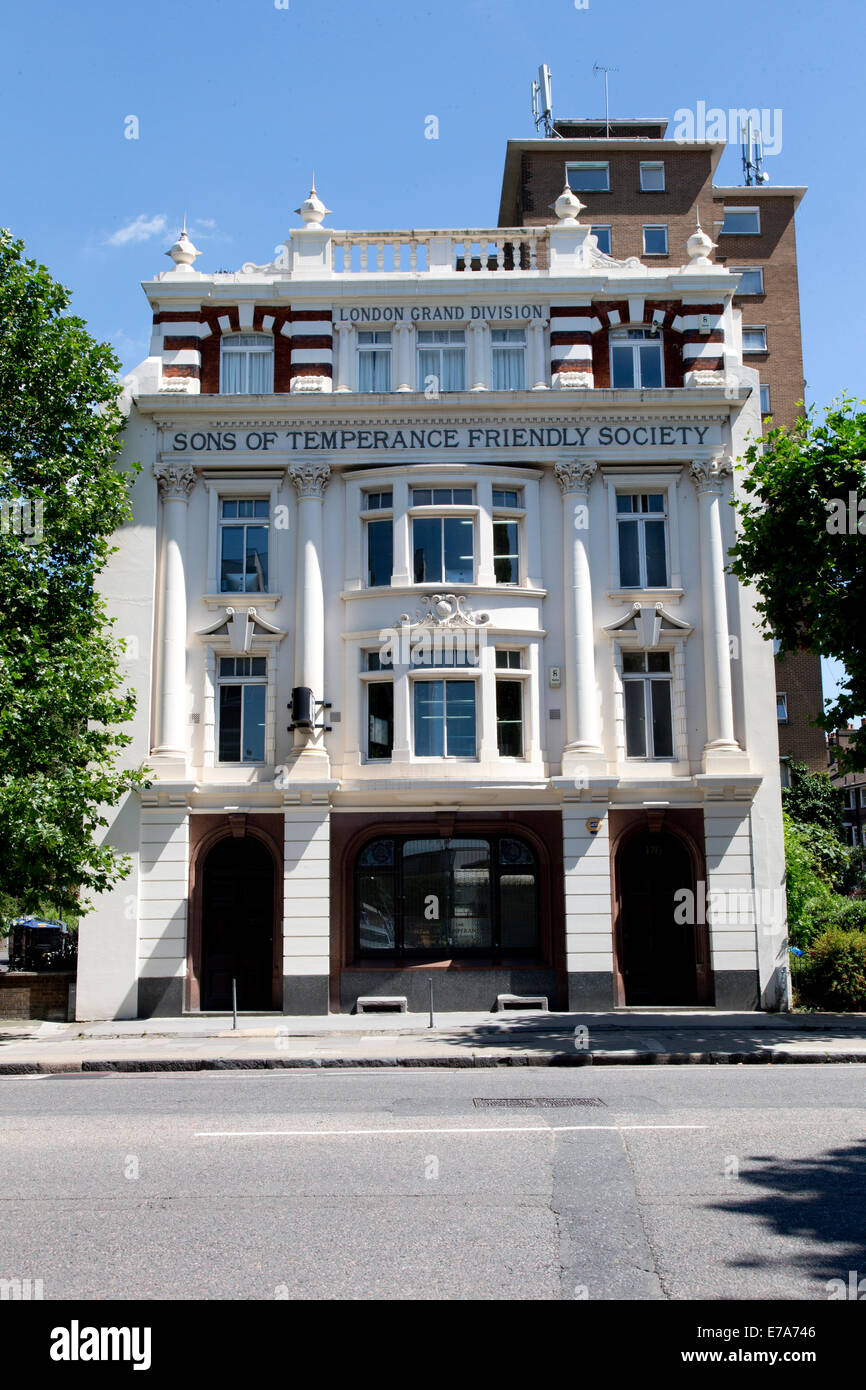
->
[0,972,74,1021]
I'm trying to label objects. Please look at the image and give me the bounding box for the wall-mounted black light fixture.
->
[288,686,332,732]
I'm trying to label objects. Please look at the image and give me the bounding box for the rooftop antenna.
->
[592,62,618,137]
[741,118,770,185]
[531,64,555,137]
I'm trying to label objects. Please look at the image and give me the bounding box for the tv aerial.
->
[592,62,618,137]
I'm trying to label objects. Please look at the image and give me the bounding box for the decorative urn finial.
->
[295,177,331,225]
[552,183,586,224]
[686,218,716,266]
[165,221,201,272]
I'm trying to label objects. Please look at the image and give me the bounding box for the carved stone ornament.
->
[555,458,598,495]
[397,594,491,629]
[557,370,594,390]
[684,369,727,388]
[289,461,331,498]
[690,455,732,491]
[153,462,196,500]
[290,375,331,394]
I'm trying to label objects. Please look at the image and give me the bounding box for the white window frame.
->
[777,691,789,722]
[732,266,764,295]
[200,643,279,771]
[491,489,524,587]
[360,652,395,763]
[217,495,271,596]
[619,649,675,760]
[409,671,481,761]
[490,328,527,390]
[566,161,610,192]
[357,330,392,392]
[639,161,665,192]
[609,326,665,388]
[642,224,669,256]
[743,325,768,353]
[219,333,274,394]
[494,654,529,759]
[760,384,772,416]
[611,643,687,765]
[409,491,478,586]
[202,476,283,601]
[603,470,683,598]
[721,206,761,235]
[362,491,394,590]
[416,329,466,394]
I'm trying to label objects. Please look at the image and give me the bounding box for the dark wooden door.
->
[201,837,275,1010]
[619,831,700,1005]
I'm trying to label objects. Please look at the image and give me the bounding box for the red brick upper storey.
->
[498,130,807,432]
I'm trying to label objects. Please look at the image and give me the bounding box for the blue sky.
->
[1,0,862,709]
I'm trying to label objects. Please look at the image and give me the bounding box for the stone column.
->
[393,324,414,392]
[556,459,603,772]
[467,321,488,391]
[152,463,196,759]
[690,455,741,763]
[289,462,330,758]
[333,321,354,392]
[528,318,549,390]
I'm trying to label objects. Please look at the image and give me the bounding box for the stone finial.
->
[686,218,716,267]
[295,178,331,225]
[165,219,201,272]
[552,183,586,225]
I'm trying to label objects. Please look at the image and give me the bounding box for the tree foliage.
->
[0,230,147,924]
[729,398,866,772]
[781,760,844,838]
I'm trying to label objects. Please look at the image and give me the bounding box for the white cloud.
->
[105,214,168,247]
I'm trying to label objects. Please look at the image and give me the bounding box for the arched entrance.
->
[200,835,277,1011]
[616,828,710,1005]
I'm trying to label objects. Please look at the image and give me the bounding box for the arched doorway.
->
[616,828,709,1005]
[200,835,277,1011]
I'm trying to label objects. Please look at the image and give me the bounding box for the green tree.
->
[729,397,866,773]
[0,230,147,927]
[782,760,844,838]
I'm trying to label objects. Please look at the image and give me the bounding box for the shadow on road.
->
[710,1139,866,1287]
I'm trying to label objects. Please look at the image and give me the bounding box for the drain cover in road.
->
[472,1096,606,1108]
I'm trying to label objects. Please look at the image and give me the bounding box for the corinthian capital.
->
[153,462,196,500]
[555,458,598,495]
[290,461,331,499]
[690,454,733,492]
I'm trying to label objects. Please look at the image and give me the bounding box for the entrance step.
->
[355,996,408,1014]
[494,994,548,1012]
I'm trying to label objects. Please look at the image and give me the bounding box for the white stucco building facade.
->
[75,180,788,1019]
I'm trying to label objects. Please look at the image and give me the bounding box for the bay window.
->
[413,680,476,756]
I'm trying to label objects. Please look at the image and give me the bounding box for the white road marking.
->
[195,1123,707,1138]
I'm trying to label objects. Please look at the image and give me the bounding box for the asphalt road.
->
[0,1066,864,1300]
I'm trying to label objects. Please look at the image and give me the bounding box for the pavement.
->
[3,1007,866,1071]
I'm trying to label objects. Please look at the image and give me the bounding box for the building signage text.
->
[171,422,715,453]
[333,304,546,323]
